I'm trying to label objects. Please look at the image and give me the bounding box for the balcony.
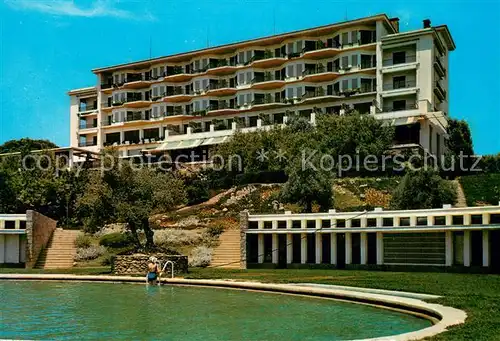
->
[207,101,237,114]
[123,73,150,89]
[78,141,97,147]
[251,96,283,108]
[78,104,98,113]
[205,80,237,96]
[163,88,193,102]
[164,66,192,82]
[165,107,188,117]
[383,80,417,91]
[434,81,446,100]
[382,55,417,67]
[206,59,237,75]
[382,103,419,112]
[79,122,98,130]
[251,73,284,90]
[434,57,446,77]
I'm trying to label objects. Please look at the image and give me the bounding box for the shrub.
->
[186,179,210,205]
[188,246,212,267]
[100,252,115,266]
[460,173,500,206]
[206,224,224,237]
[99,232,134,248]
[390,170,457,209]
[75,245,107,261]
[153,229,202,248]
[75,234,93,248]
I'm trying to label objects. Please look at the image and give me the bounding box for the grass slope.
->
[460,174,500,206]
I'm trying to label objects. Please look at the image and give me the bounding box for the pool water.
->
[0,281,431,340]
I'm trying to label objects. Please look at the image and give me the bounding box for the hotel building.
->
[69,14,454,159]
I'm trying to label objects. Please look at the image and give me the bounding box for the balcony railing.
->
[383,80,416,91]
[124,73,147,83]
[251,74,282,84]
[165,88,191,96]
[302,88,326,100]
[78,141,97,147]
[435,81,447,99]
[251,97,280,105]
[79,123,97,129]
[383,103,418,112]
[302,64,326,76]
[382,55,417,66]
[434,57,446,77]
[206,80,231,90]
[79,104,98,112]
[208,101,236,111]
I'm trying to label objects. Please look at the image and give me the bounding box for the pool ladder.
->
[158,261,174,285]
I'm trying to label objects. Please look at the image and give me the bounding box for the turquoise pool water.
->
[0,281,431,340]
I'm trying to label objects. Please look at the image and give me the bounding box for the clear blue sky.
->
[0,0,499,155]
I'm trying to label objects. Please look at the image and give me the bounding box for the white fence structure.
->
[241,204,500,270]
[0,214,27,265]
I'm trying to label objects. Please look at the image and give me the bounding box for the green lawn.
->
[1,267,498,340]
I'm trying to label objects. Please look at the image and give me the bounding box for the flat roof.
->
[0,146,100,158]
[92,13,395,73]
[67,86,97,96]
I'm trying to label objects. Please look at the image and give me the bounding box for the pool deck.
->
[0,274,466,341]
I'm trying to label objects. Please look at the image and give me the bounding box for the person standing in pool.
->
[146,256,161,285]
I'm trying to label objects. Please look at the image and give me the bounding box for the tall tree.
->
[446,119,474,157]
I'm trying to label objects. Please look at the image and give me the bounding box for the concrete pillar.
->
[427,216,435,226]
[345,233,352,265]
[210,124,215,132]
[301,233,307,264]
[464,214,471,226]
[315,233,322,264]
[360,218,367,228]
[345,219,352,228]
[463,230,471,267]
[393,217,400,227]
[410,216,417,226]
[445,215,452,226]
[272,234,278,264]
[0,235,4,263]
[257,221,264,230]
[272,220,278,229]
[258,234,264,264]
[445,231,453,266]
[232,121,237,131]
[483,230,490,267]
[376,232,384,265]
[301,220,307,229]
[483,213,490,225]
[257,119,262,128]
[330,233,337,265]
[360,232,368,265]
[0,220,4,229]
[286,234,293,264]
[15,220,20,229]
[376,217,382,228]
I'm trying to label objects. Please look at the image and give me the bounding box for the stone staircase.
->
[35,229,80,269]
[453,179,468,208]
[210,230,241,269]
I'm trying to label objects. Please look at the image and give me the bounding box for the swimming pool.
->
[0,281,432,340]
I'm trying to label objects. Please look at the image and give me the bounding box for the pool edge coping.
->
[0,274,466,341]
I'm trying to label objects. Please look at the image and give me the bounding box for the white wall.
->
[4,234,20,264]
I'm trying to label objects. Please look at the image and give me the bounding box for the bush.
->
[75,234,93,248]
[186,179,210,205]
[460,173,500,206]
[100,252,115,266]
[75,245,107,261]
[391,169,457,209]
[188,246,212,267]
[99,232,134,248]
[153,229,202,248]
[206,224,224,237]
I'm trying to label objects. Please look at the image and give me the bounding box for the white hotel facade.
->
[69,14,454,159]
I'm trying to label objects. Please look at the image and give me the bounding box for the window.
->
[400,217,410,226]
[392,100,406,111]
[393,51,406,65]
[341,32,349,45]
[429,125,433,153]
[351,54,358,67]
[342,80,348,90]
[393,75,406,89]
[351,78,358,89]
[341,56,349,68]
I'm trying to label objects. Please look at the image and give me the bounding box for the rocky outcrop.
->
[112,254,188,277]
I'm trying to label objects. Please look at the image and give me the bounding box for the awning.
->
[201,136,229,146]
[383,116,420,127]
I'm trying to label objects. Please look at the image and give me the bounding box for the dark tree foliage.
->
[0,138,58,154]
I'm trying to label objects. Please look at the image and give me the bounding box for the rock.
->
[222,208,228,212]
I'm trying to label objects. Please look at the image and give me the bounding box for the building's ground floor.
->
[245,229,500,271]
[0,233,26,266]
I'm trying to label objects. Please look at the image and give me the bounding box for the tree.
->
[446,119,474,157]
[0,138,58,154]
[279,152,333,212]
[76,152,187,249]
[390,169,457,209]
